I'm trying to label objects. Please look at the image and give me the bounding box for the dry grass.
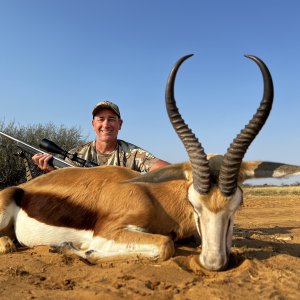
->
[243,184,300,196]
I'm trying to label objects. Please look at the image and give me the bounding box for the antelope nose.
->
[200,253,228,271]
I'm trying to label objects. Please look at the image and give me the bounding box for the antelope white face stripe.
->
[188,185,242,270]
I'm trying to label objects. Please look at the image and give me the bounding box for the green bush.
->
[0,121,88,189]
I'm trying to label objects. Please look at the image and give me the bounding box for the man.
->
[33,100,169,172]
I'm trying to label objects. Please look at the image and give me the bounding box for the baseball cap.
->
[92,100,121,118]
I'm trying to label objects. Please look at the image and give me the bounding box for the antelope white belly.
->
[14,208,93,249]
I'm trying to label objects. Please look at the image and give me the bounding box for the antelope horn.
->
[219,55,274,196]
[165,54,211,194]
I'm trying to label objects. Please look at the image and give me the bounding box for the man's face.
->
[92,109,122,143]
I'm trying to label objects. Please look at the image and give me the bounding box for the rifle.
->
[0,131,98,169]
[39,138,98,167]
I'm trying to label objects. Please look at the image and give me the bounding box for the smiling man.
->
[33,100,169,172]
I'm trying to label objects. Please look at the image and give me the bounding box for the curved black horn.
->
[165,54,211,194]
[219,55,274,196]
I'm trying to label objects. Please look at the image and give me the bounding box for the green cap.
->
[92,100,121,118]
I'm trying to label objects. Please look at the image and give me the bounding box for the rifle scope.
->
[39,139,98,168]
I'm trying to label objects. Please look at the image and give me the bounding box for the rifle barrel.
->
[0,131,74,169]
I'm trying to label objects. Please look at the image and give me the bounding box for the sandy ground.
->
[0,192,299,300]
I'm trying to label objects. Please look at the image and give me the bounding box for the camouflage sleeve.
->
[118,140,159,172]
[134,150,159,173]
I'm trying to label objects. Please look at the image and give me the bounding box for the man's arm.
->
[149,159,170,172]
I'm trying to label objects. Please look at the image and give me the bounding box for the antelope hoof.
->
[0,236,17,254]
[159,237,175,261]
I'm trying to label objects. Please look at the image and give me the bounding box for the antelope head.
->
[166,54,273,271]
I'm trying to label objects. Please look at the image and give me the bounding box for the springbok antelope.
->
[1,55,300,271]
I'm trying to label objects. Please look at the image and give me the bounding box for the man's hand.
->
[32,153,55,172]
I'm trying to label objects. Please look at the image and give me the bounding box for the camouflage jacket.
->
[67,139,159,173]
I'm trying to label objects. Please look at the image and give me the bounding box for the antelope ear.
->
[122,162,192,184]
[240,161,300,181]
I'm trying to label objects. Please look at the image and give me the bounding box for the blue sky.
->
[1,0,300,167]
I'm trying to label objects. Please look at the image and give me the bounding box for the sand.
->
[0,191,299,299]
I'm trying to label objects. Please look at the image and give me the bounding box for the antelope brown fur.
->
[1,55,300,271]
